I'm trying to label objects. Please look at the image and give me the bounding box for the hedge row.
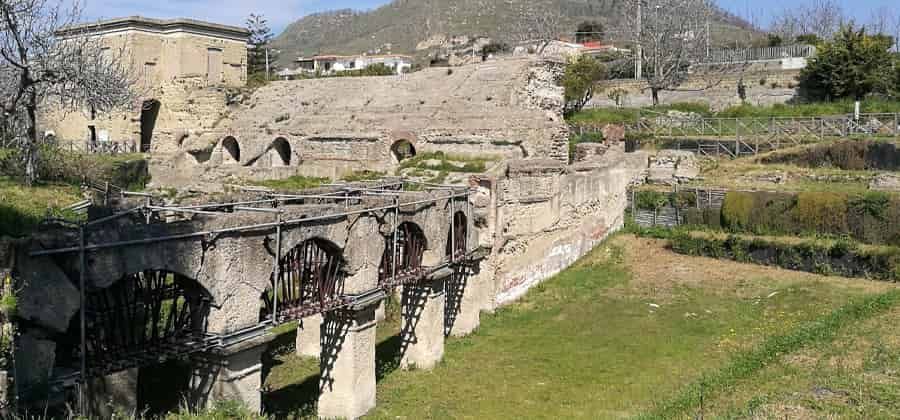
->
[670,232,900,281]
[760,140,900,171]
[720,190,900,246]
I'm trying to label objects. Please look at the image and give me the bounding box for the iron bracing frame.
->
[77,270,215,377]
[261,238,347,323]
[31,179,474,387]
[379,222,428,288]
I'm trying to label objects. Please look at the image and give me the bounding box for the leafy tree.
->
[247,14,277,76]
[575,21,604,44]
[767,34,783,47]
[798,25,895,100]
[795,34,823,45]
[562,55,606,114]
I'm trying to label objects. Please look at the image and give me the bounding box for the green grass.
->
[568,99,900,126]
[263,235,893,419]
[0,176,82,237]
[341,170,386,182]
[638,290,900,419]
[704,302,900,419]
[249,175,328,191]
[398,151,497,174]
[569,102,713,125]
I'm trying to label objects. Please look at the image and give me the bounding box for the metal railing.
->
[574,113,900,158]
[701,44,816,64]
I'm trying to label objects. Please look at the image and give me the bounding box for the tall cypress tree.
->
[246,14,278,76]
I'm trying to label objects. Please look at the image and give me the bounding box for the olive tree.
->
[0,0,137,186]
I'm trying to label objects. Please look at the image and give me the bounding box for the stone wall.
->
[472,147,649,306]
[593,70,802,111]
[155,57,569,186]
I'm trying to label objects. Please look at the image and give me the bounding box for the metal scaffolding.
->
[29,180,477,391]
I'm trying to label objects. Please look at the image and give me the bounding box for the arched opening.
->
[54,270,211,415]
[390,139,416,163]
[446,211,467,259]
[260,238,346,323]
[221,136,240,164]
[140,99,161,153]
[379,222,428,288]
[270,138,292,167]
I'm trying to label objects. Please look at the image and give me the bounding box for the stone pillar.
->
[88,368,138,418]
[194,337,268,414]
[445,265,479,337]
[296,313,322,358]
[317,305,377,419]
[400,276,445,370]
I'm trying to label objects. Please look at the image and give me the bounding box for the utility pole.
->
[635,0,643,80]
[265,48,270,80]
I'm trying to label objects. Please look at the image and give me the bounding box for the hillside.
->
[271,0,755,65]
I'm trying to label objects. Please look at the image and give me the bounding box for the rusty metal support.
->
[392,196,399,287]
[449,197,455,264]
[78,225,86,413]
[274,212,282,325]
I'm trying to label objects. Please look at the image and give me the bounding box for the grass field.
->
[679,146,878,194]
[262,235,898,419]
[0,175,82,237]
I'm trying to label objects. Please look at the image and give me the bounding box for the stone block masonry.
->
[157,57,571,187]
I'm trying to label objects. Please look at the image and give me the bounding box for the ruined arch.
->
[379,222,428,287]
[56,269,212,415]
[271,137,292,167]
[446,211,467,258]
[221,136,240,164]
[260,237,346,322]
[390,139,416,163]
[140,99,161,153]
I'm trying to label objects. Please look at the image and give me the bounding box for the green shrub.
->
[721,191,755,230]
[634,191,670,211]
[666,233,900,281]
[793,192,849,235]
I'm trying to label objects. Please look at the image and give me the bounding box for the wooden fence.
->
[628,186,728,228]
[575,113,900,159]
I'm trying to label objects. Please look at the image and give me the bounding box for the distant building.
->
[40,16,249,153]
[579,41,632,58]
[284,54,413,78]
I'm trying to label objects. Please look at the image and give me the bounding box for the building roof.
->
[56,16,249,42]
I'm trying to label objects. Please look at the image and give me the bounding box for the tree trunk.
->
[651,88,660,106]
[24,96,38,187]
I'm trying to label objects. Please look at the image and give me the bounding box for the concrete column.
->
[400,276,445,370]
[317,305,377,419]
[296,313,322,358]
[88,368,138,418]
[194,338,267,414]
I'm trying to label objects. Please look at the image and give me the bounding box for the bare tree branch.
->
[617,0,742,105]
[0,0,139,186]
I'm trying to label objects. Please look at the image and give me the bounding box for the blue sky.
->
[84,0,899,34]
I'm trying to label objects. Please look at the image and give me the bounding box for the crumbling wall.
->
[157,57,569,186]
[593,70,801,111]
[474,148,648,306]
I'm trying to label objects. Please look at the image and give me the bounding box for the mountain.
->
[271,0,756,66]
